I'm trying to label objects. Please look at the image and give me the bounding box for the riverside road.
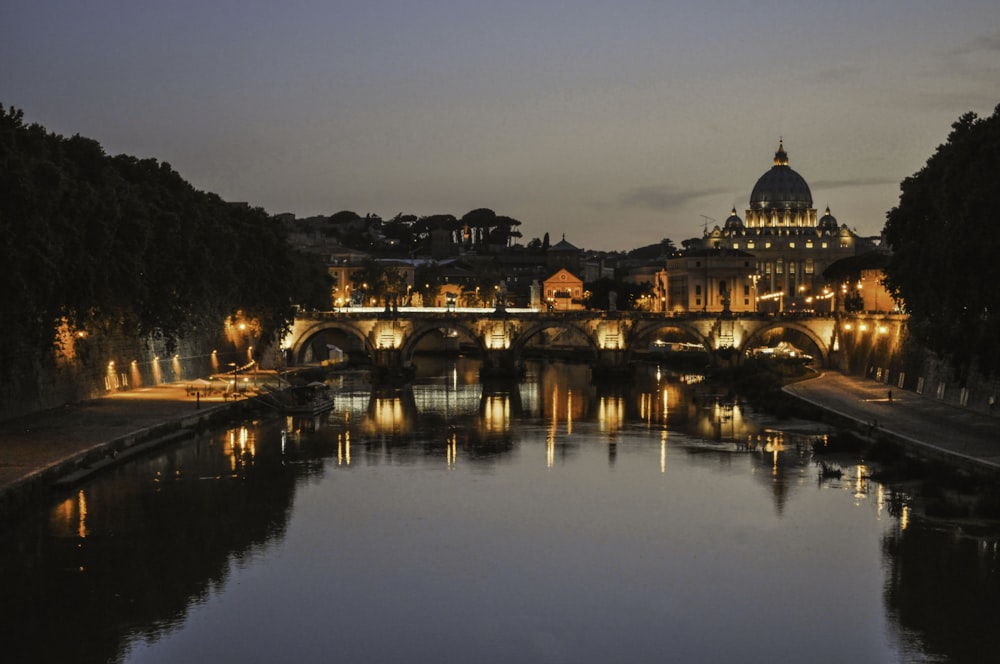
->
[1,369,998,516]
[783,371,1000,472]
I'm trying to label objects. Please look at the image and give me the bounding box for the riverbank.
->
[782,371,1000,477]
[0,382,262,519]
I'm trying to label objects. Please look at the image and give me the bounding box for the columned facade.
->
[701,140,859,312]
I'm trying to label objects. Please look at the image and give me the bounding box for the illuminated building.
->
[694,140,871,313]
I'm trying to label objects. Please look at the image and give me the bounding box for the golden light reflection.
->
[53,489,90,540]
[547,385,558,468]
[660,430,667,473]
[482,395,510,433]
[77,490,88,539]
[854,464,869,500]
[369,397,405,434]
[338,431,351,466]
[446,433,457,468]
[226,426,256,472]
[566,390,573,435]
[900,505,910,530]
[598,396,624,439]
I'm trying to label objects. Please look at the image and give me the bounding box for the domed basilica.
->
[695,140,867,312]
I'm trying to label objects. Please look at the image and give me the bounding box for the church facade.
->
[692,140,863,312]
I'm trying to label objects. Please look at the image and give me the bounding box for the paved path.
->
[0,383,242,513]
[783,372,1000,472]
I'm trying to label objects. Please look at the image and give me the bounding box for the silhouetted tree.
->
[883,104,1000,375]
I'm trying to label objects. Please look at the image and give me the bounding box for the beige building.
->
[543,268,585,311]
[665,249,758,314]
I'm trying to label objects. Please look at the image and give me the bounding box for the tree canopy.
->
[882,104,1000,375]
[0,104,328,368]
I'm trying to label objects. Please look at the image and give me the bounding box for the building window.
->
[821,241,828,249]
[747,241,755,249]
[764,261,772,275]
[732,242,739,249]
[765,242,772,249]
[805,259,814,275]
[743,285,750,296]
[695,285,702,295]
[789,241,796,249]
[776,259,784,275]
[806,240,813,248]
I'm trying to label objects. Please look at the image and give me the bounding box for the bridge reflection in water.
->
[283,357,813,483]
[13,356,999,664]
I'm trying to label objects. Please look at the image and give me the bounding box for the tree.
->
[882,104,1000,375]
[0,104,313,370]
[584,277,651,311]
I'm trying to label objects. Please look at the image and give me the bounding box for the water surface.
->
[2,360,997,663]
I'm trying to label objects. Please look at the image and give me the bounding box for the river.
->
[1,359,998,663]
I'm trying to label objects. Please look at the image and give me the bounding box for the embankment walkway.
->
[0,383,252,517]
[783,372,1000,474]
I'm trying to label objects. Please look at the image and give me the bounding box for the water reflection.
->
[1,358,997,663]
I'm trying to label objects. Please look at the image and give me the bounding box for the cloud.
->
[810,176,899,190]
[949,31,1000,56]
[619,185,733,212]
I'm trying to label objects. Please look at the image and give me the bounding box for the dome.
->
[818,206,838,231]
[723,207,744,232]
[749,140,812,211]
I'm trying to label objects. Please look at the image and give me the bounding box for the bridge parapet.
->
[283,309,906,375]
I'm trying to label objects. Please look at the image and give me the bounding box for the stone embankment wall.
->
[0,327,240,422]
[834,320,999,418]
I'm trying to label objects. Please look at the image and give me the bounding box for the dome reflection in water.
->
[2,358,998,664]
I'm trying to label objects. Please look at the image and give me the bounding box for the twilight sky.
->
[3,1,998,250]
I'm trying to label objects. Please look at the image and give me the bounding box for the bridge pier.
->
[480,349,524,381]
[592,348,632,382]
[370,348,415,385]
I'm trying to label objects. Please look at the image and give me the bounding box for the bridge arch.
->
[739,320,831,367]
[290,320,373,364]
[625,320,715,364]
[512,319,601,360]
[399,320,488,364]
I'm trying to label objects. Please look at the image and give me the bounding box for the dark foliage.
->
[0,104,328,368]
[882,104,1000,376]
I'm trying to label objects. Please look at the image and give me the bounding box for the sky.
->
[3,1,998,251]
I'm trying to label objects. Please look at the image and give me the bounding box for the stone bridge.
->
[282,307,906,379]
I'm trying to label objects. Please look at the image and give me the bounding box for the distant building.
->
[694,140,861,312]
[543,268,585,311]
[547,235,582,273]
[664,248,758,314]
